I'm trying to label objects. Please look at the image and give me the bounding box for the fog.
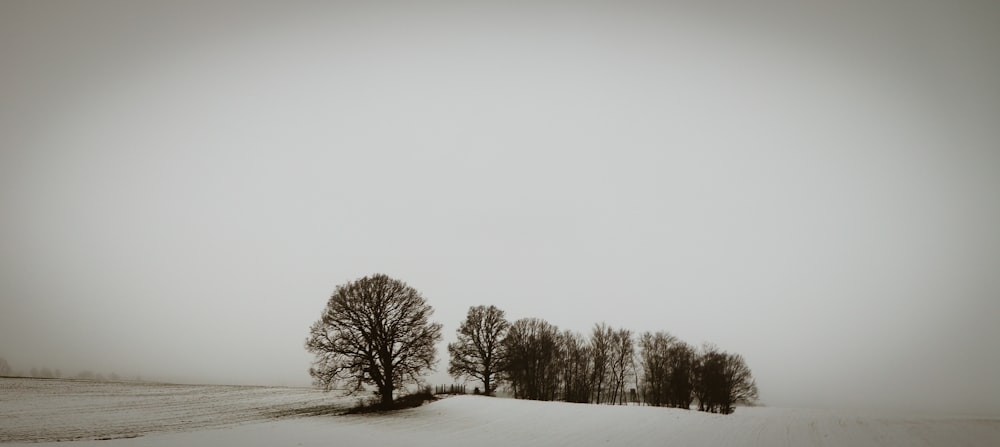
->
[1,0,998,415]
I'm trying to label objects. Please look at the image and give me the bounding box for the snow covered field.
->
[3,378,998,446]
[0,377,351,443]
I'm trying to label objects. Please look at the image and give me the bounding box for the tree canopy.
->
[305,273,443,408]
[447,305,509,395]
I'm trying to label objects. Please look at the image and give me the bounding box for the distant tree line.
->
[0,357,133,382]
[448,306,758,414]
[433,384,468,395]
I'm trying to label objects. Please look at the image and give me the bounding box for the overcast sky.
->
[1,0,998,415]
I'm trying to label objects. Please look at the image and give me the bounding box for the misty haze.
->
[1,1,999,446]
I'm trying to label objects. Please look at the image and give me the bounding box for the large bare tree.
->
[305,274,443,408]
[447,305,509,395]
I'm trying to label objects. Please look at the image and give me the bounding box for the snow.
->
[0,378,352,443]
[3,378,998,446]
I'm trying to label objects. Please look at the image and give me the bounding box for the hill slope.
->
[343,396,999,447]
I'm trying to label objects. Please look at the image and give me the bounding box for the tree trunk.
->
[380,384,394,408]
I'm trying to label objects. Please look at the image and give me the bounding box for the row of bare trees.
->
[303,274,757,412]
[448,306,758,414]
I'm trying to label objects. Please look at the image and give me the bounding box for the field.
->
[0,378,351,443]
[2,378,998,446]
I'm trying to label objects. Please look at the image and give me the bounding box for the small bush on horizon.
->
[344,388,438,414]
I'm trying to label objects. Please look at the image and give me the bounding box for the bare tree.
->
[447,305,509,396]
[693,344,723,412]
[607,328,635,405]
[305,274,443,408]
[693,345,757,414]
[558,330,593,403]
[718,353,758,414]
[638,331,676,407]
[503,318,561,401]
[589,323,613,403]
[0,358,12,376]
[665,341,696,409]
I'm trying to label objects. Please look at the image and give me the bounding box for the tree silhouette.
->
[607,328,634,405]
[305,274,443,408]
[558,330,593,403]
[664,341,696,409]
[447,305,509,396]
[693,345,758,414]
[503,318,561,401]
[638,331,676,407]
[717,352,758,414]
[590,323,613,403]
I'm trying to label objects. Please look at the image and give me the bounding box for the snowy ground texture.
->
[3,378,998,447]
[0,378,352,443]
